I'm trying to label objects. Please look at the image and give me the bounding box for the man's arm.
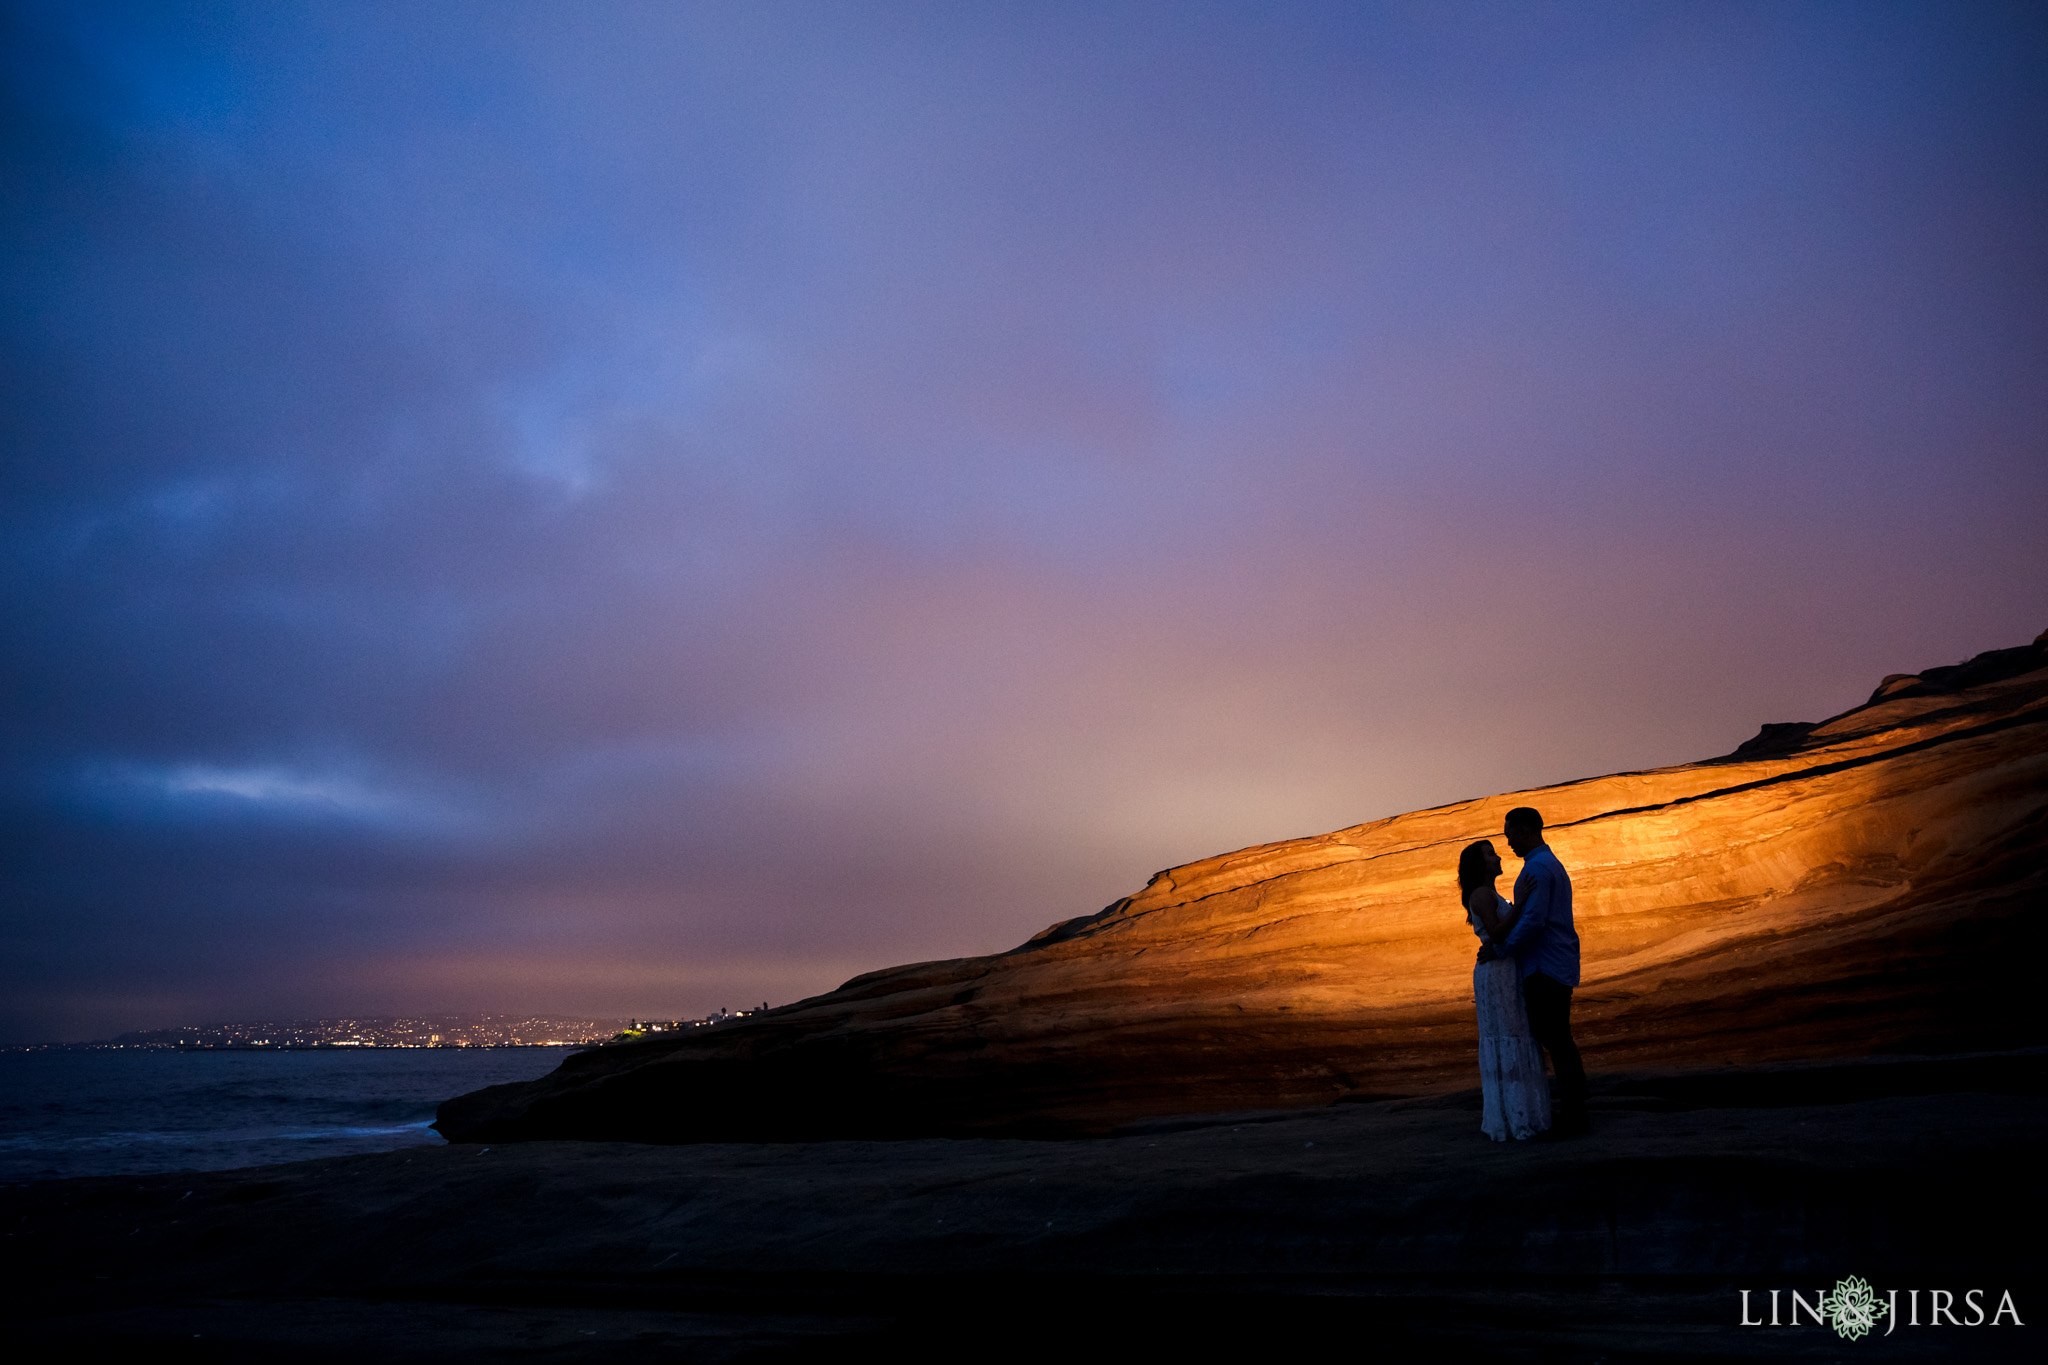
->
[1498,860,1551,955]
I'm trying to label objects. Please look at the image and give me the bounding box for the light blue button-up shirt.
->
[1500,842,1580,988]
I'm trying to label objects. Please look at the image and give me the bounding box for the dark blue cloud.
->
[3,0,2045,1041]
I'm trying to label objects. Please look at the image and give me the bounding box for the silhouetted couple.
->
[1459,807,1587,1141]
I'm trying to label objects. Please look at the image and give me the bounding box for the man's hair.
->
[1505,806,1544,831]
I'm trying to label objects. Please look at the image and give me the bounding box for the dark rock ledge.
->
[5,1051,2043,1362]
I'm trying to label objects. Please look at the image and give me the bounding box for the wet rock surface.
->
[5,1051,2042,1361]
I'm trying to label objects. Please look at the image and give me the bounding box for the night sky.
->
[4,1,2044,1044]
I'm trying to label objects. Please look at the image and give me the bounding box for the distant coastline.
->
[5,1006,777,1053]
[5,1041,589,1052]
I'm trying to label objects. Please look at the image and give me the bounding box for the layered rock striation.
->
[439,634,2048,1143]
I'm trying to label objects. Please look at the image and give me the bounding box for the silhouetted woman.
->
[1460,839,1551,1141]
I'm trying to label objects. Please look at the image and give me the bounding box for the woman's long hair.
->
[1457,839,1497,911]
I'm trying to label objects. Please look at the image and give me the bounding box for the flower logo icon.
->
[1821,1275,1888,1341]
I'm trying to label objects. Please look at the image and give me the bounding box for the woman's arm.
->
[1467,887,1508,943]
[1495,901,1521,942]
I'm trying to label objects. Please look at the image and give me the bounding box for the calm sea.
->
[0,1047,579,1183]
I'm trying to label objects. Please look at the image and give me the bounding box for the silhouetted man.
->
[1497,806,1587,1135]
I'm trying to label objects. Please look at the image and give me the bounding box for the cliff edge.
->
[438,632,2048,1142]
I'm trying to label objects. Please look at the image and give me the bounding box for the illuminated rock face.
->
[438,636,2048,1143]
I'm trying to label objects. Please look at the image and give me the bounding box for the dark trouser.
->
[1523,971,1587,1124]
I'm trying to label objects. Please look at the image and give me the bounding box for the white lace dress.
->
[1470,891,1552,1141]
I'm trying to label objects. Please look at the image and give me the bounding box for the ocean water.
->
[0,1047,579,1183]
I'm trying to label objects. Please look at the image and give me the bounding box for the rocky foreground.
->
[440,634,2048,1143]
[5,1052,2042,1362]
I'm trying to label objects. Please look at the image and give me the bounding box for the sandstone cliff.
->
[438,632,2048,1142]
